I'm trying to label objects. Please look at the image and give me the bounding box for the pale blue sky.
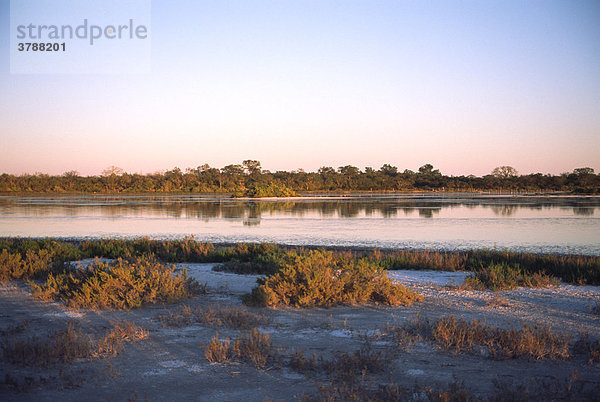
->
[1,0,599,176]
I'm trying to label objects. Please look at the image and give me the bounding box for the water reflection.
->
[1,195,599,223]
[490,205,518,216]
[1,194,599,255]
[573,207,594,216]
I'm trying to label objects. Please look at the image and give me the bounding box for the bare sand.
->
[1,263,599,401]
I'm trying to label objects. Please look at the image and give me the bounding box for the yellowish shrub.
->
[244,250,422,308]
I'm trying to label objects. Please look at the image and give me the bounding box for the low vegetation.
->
[30,256,203,310]
[234,182,297,198]
[391,315,571,360]
[309,379,476,402]
[2,321,147,367]
[157,305,269,329]
[2,238,599,287]
[0,248,54,282]
[242,250,423,308]
[461,262,560,291]
[203,329,273,369]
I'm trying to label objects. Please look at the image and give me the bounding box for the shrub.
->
[238,182,297,198]
[79,236,214,262]
[30,256,203,310]
[462,263,560,291]
[204,333,231,363]
[243,250,422,308]
[0,249,53,282]
[203,329,273,369]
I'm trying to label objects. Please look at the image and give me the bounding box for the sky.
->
[0,0,599,177]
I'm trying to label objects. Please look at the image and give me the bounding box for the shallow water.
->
[0,193,599,255]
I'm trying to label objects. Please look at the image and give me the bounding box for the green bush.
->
[236,182,297,198]
[243,250,422,308]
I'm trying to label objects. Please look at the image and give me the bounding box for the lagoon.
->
[0,193,599,255]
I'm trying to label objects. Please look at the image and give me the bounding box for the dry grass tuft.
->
[573,335,600,365]
[389,315,571,360]
[96,321,149,357]
[204,332,232,364]
[203,328,273,369]
[323,342,392,382]
[2,322,93,367]
[485,294,512,308]
[433,316,571,359]
[158,305,268,329]
[307,379,476,402]
[2,321,148,367]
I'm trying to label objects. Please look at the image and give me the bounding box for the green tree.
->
[491,166,518,179]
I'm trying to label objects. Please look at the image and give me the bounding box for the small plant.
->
[203,329,273,369]
[96,321,149,357]
[288,350,320,374]
[573,335,600,364]
[485,294,511,308]
[157,305,269,329]
[2,321,147,367]
[204,332,232,363]
[323,341,392,382]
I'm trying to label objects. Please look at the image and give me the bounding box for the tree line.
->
[0,161,598,194]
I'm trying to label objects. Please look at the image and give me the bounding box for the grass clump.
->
[203,328,273,369]
[462,263,560,291]
[157,305,269,329]
[311,380,475,402]
[243,250,422,308]
[30,256,203,310]
[2,321,147,367]
[392,315,571,360]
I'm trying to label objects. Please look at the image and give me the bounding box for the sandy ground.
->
[1,263,599,401]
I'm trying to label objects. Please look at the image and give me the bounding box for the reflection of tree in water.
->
[418,208,441,218]
[490,205,517,216]
[338,202,361,218]
[573,207,594,216]
[6,196,600,224]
